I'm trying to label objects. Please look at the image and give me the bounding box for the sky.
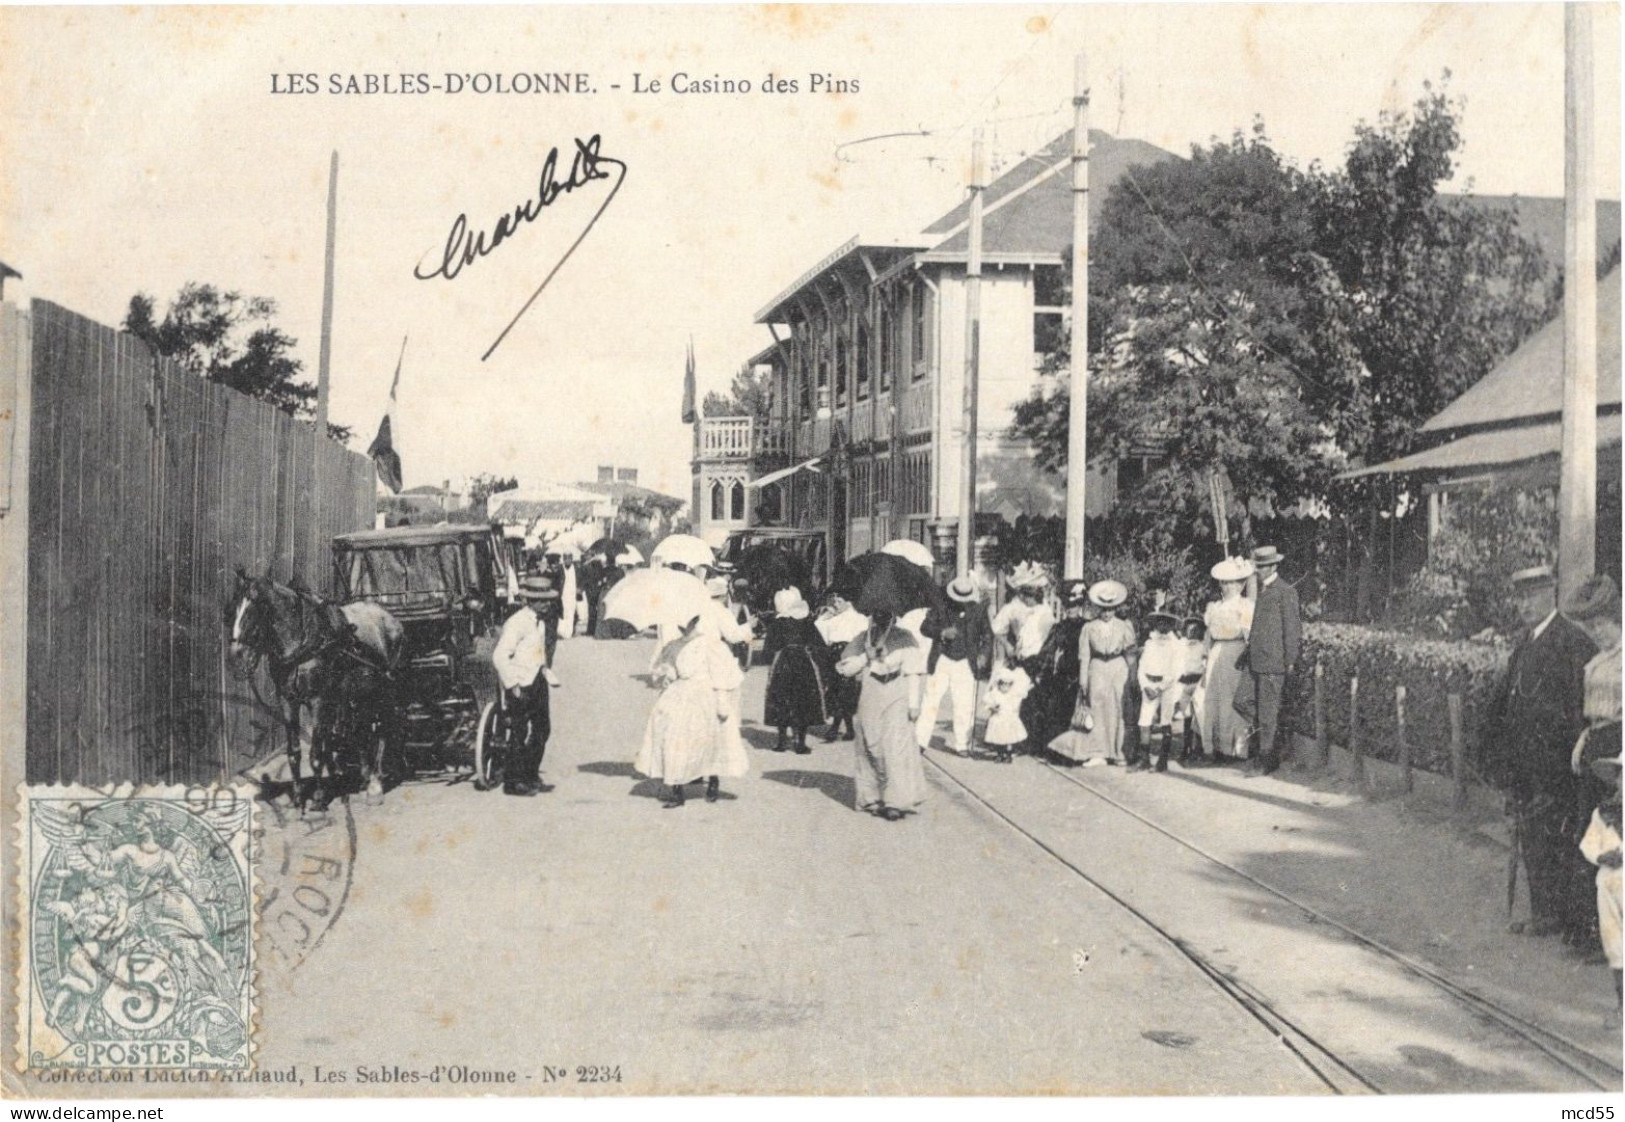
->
[2,3,1619,506]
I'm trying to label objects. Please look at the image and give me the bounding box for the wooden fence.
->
[21,300,376,786]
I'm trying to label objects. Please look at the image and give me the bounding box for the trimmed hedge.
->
[1282,623,1509,778]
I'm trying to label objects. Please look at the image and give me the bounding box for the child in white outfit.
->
[984,665,1033,763]
[1580,755,1622,1006]
[1136,611,1182,772]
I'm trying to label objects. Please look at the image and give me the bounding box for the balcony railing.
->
[697,416,792,461]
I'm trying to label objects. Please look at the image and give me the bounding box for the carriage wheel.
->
[472,701,507,791]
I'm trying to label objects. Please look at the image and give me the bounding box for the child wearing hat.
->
[983,664,1033,763]
[763,587,828,754]
[1135,607,1182,772]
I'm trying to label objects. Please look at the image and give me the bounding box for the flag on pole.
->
[367,336,407,493]
[680,337,697,424]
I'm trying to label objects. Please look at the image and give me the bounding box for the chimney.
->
[597,465,614,483]
[617,468,638,484]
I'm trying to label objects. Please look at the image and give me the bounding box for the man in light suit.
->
[492,576,563,796]
[1244,545,1300,777]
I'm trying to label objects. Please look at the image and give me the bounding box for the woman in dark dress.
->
[815,592,866,740]
[1034,579,1090,761]
[763,588,828,754]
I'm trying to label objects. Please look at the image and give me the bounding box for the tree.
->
[702,364,773,419]
[1310,78,1554,466]
[125,284,353,441]
[462,473,519,519]
[1012,85,1553,599]
[1015,125,1364,549]
[467,473,519,508]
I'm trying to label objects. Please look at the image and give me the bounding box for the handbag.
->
[1070,689,1094,732]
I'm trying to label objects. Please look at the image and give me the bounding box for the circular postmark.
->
[113,676,360,975]
[255,795,357,973]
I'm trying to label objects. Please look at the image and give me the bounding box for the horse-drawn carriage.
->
[331,524,524,788]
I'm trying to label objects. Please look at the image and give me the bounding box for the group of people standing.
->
[630,542,1306,821]
[947,545,1303,777]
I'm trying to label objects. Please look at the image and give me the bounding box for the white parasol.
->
[650,533,716,571]
[601,567,710,632]
[880,538,935,570]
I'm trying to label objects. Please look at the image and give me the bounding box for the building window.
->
[795,320,814,421]
[877,302,894,394]
[898,449,932,515]
[834,326,849,409]
[730,481,746,522]
[851,461,871,517]
[1034,265,1066,363]
[911,287,929,381]
[756,481,783,524]
[855,324,871,401]
[710,481,725,522]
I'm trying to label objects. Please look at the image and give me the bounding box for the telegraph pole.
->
[958,129,986,576]
[1063,54,1090,580]
[1559,3,1596,600]
[310,150,339,581]
[317,151,338,439]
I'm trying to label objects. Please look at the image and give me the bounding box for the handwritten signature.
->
[413,134,627,361]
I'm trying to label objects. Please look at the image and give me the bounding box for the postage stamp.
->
[16,786,256,1072]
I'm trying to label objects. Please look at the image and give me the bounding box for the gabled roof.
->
[492,499,597,523]
[575,480,685,510]
[1422,268,1621,435]
[1341,414,1622,481]
[922,129,1179,258]
[1445,196,1622,277]
[754,238,928,324]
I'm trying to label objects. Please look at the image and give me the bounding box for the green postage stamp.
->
[17,786,257,1072]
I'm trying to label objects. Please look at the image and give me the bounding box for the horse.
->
[225,569,405,811]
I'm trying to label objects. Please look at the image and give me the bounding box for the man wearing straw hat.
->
[916,575,994,757]
[491,575,564,796]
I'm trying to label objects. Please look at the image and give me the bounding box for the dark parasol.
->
[830,552,941,617]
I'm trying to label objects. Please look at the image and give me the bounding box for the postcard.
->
[2,2,1621,1101]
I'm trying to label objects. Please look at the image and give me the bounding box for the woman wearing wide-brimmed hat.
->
[1200,556,1256,763]
[1052,580,1136,765]
[763,587,828,754]
[993,562,1057,754]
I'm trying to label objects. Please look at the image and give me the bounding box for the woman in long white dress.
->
[1200,557,1255,761]
[635,620,750,808]
[1068,581,1137,764]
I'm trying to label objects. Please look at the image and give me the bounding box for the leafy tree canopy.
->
[1013,78,1553,554]
[702,363,774,419]
[124,283,353,441]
